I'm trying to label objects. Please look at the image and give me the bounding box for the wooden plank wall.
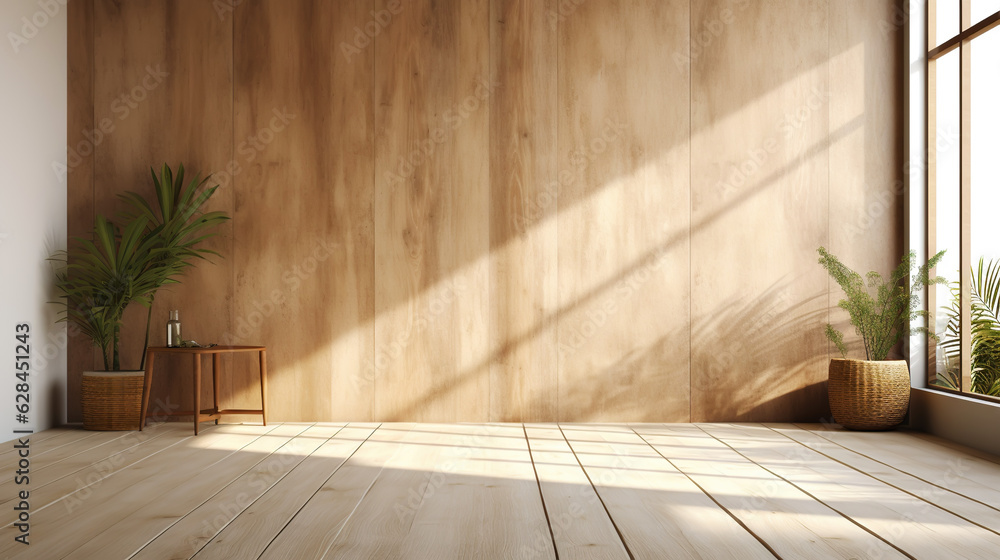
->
[66,0,904,423]
[690,0,831,421]
[373,0,491,422]
[556,0,691,421]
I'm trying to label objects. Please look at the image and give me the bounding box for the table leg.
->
[259,350,268,426]
[193,354,202,435]
[212,353,220,424]
[140,352,155,431]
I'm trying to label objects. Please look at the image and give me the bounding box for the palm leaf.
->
[54,163,230,371]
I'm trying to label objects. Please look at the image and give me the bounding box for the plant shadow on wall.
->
[688,280,830,421]
[938,258,1000,396]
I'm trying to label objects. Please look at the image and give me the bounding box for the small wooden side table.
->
[140,345,267,435]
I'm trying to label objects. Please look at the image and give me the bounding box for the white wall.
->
[0,0,68,437]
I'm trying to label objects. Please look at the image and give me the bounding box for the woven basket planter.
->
[828,359,909,431]
[81,371,144,431]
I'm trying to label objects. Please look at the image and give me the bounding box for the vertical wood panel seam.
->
[688,0,693,423]
[231,0,237,417]
[90,0,95,227]
[371,0,377,422]
[827,0,832,372]
[487,0,493,422]
[555,0,561,423]
[554,0,560,424]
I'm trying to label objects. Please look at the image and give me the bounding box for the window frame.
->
[926,1,1000,395]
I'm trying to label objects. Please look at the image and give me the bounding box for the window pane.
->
[969,29,1000,395]
[932,49,961,390]
[972,0,1000,27]
[937,0,960,45]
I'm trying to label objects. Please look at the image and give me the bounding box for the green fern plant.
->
[818,247,947,361]
[940,257,1000,396]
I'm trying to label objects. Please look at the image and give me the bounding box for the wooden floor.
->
[4,423,1000,559]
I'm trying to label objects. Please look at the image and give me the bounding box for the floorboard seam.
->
[2,423,223,524]
[255,422,384,560]
[127,422,328,560]
[0,422,176,502]
[34,429,138,471]
[904,431,1000,466]
[522,424,560,560]
[40,423,284,559]
[0,427,74,451]
[697,424,915,560]
[628,425,782,560]
[779,424,1000,532]
[795,424,1000,512]
[556,424,635,560]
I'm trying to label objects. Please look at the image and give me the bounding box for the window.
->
[927,2,1000,397]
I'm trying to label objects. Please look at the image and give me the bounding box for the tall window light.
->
[928,1,1000,397]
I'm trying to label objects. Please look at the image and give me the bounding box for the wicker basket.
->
[81,371,144,431]
[828,359,909,431]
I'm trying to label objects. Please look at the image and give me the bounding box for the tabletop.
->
[146,345,265,354]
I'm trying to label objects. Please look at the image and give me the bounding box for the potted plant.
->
[817,247,946,430]
[54,164,229,430]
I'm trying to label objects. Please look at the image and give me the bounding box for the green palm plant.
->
[940,257,1000,396]
[119,164,229,369]
[54,164,229,371]
[818,247,947,361]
